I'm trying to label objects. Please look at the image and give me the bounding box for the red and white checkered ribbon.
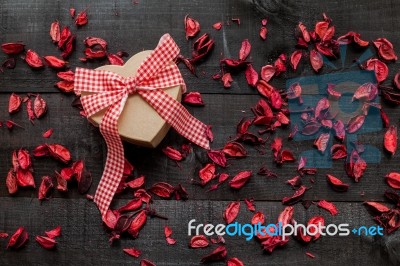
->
[74,34,210,217]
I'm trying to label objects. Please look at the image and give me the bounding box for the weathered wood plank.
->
[0,198,397,266]
[0,0,398,94]
[0,92,398,202]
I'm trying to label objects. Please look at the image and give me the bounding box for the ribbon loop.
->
[74,34,210,217]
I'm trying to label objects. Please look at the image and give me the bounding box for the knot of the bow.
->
[124,76,137,94]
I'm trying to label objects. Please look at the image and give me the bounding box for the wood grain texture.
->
[0,0,400,265]
[0,198,396,266]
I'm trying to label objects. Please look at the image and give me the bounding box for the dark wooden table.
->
[1,0,399,265]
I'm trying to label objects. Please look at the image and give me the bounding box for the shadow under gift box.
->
[81,50,182,148]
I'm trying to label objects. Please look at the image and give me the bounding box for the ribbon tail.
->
[94,99,126,217]
[138,90,210,150]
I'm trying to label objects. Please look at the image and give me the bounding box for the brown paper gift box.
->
[82,50,182,148]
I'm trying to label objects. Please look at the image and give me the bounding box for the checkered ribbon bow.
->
[74,34,210,217]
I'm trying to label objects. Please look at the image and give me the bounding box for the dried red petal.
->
[184,15,200,39]
[364,58,388,83]
[245,64,258,87]
[199,163,216,185]
[227,257,244,266]
[326,174,349,192]
[239,39,251,61]
[286,175,302,188]
[16,169,35,188]
[189,235,209,248]
[373,38,398,61]
[287,82,302,102]
[308,215,324,240]
[84,37,108,50]
[183,91,205,106]
[229,170,252,189]
[331,144,347,159]
[69,7,76,18]
[251,211,265,225]
[347,115,365,133]
[25,49,44,68]
[282,185,306,205]
[2,42,25,55]
[314,133,330,153]
[55,171,68,192]
[33,94,47,118]
[394,72,400,90]
[141,259,156,266]
[6,169,18,194]
[385,172,400,189]
[162,146,183,161]
[290,50,302,71]
[222,73,233,88]
[8,93,22,114]
[117,198,142,213]
[38,176,54,200]
[43,128,54,138]
[123,247,141,258]
[75,10,88,26]
[17,149,31,170]
[56,80,74,93]
[58,26,71,48]
[36,235,57,249]
[297,22,310,42]
[103,210,119,230]
[50,21,61,43]
[57,70,75,82]
[333,120,345,141]
[315,21,329,40]
[44,56,67,68]
[310,50,323,72]
[201,245,227,263]
[338,31,369,46]
[128,210,147,238]
[364,201,390,214]
[150,182,175,198]
[213,22,223,30]
[7,227,28,249]
[244,198,255,212]
[224,201,240,224]
[384,125,397,155]
[223,142,247,158]
[45,226,61,239]
[126,175,145,189]
[259,27,268,40]
[84,48,107,59]
[256,80,282,109]
[317,200,338,215]
[260,65,276,82]
[134,189,152,203]
[107,53,124,66]
[192,33,214,62]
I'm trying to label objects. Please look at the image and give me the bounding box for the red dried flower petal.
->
[245,64,258,87]
[184,15,200,39]
[45,226,61,239]
[141,259,156,266]
[107,53,124,66]
[57,70,75,82]
[244,198,255,212]
[128,210,147,238]
[162,146,183,161]
[207,150,227,167]
[326,174,349,192]
[36,235,57,249]
[347,115,365,133]
[189,235,209,248]
[259,26,268,40]
[16,169,35,188]
[385,172,400,189]
[150,182,175,198]
[297,22,310,42]
[43,128,54,138]
[286,175,302,188]
[364,58,388,83]
[25,49,44,68]
[310,49,323,72]
[44,56,67,69]
[223,143,247,158]
[227,257,245,266]
[38,176,54,200]
[213,22,223,30]
[134,189,152,204]
[373,38,398,61]
[364,201,391,214]
[50,21,61,43]
[317,200,338,215]
[239,39,251,61]
[9,93,22,114]
[34,94,47,118]
[251,211,265,225]
[222,73,233,88]
[2,42,25,55]
[69,7,76,18]
[56,80,74,93]
[55,171,68,192]
[7,227,28,249]
[126,175,145,189]
[123,247,141,258]
[290,50,302,71]
[384,125,397,155]
[117,198,142,213]
[314,133,330,153]
[224,201,240,224]
[199,163,216,185]
[331,144,347,160]
[75,10,88,26]
[183,91,205,106]
[260,65,276,82]
[6,169,18,194]
[229,170,252,189]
